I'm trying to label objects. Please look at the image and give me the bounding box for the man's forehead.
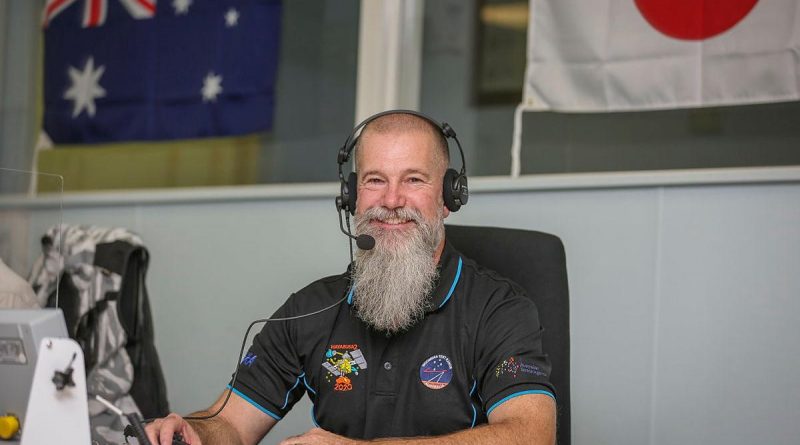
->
[359,128,438,150]
[361,112,441,137]
[357,129,444,165]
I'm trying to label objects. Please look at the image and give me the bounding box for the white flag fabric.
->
[524,0,800,111]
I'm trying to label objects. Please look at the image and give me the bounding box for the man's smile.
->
[370,217,416,230]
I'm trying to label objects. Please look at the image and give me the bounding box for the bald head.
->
[354,113,449,173]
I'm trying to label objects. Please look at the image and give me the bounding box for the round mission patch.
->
[419,354,453,390]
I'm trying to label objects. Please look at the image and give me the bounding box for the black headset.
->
[335,109,469,216]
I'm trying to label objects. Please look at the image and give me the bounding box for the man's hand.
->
[145,412,203,445]
[141,391,277,445]
[279,428,360,445]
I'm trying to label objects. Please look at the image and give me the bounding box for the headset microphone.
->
[353,233,376,251]
[336,197,375,250]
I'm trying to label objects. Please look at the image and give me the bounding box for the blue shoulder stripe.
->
[303,374,317,395]
[282,377,303,409]
[469,379,478,428]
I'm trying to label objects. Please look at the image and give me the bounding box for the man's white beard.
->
[352,206,444,334]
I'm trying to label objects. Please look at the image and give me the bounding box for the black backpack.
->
[44,237,170,419]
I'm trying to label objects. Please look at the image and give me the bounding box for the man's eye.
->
[366,178,384,184]
[408,177,423,183]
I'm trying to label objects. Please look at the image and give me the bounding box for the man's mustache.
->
[360,207,423,225]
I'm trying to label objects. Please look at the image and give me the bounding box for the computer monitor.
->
[0,309,68,434]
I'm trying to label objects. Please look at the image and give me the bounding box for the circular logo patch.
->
[419,355,453,390]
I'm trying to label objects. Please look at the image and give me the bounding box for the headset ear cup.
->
[347,172,358,215]
[443,168,461,212]
[456,174,468,206]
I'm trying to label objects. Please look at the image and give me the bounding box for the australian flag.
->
[43,0,282,144]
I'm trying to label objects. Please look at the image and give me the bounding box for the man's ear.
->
[442,205,451,219]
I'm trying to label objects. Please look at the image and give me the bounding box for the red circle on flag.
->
[634,0,759,40]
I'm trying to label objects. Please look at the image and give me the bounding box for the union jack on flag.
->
[43,0,282,144]
[43,0,156,28]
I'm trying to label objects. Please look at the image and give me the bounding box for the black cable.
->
[145,293,349,423]
[344,212,354,265]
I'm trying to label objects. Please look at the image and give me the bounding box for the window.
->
[420,0,800,177]
[32,0,360,192]
[3,0,799,194]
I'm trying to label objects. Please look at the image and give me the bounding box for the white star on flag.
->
[201,72,223,102]
[225,7,239,27]
[64,57,106,118]
[172,0,192,15]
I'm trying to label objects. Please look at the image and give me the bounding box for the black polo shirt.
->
[231,240,555,439]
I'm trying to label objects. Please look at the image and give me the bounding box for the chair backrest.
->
[445,224,571,445]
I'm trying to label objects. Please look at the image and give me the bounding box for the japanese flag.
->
[524,0,800,111]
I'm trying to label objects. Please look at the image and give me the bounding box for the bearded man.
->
[146,112,556,445]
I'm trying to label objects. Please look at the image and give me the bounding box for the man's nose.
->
[381,182,406,209]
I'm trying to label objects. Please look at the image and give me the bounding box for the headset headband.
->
[336,109,467,181]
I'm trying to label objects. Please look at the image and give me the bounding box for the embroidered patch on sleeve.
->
[241,352,257,367]
[494,356,547,379]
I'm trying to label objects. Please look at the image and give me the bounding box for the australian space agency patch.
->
[241,352,257,367]
[419,354,453,390]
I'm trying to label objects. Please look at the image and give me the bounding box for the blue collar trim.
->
[437,257,462,309]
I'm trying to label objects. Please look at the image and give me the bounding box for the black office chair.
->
[445,224,571,445]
